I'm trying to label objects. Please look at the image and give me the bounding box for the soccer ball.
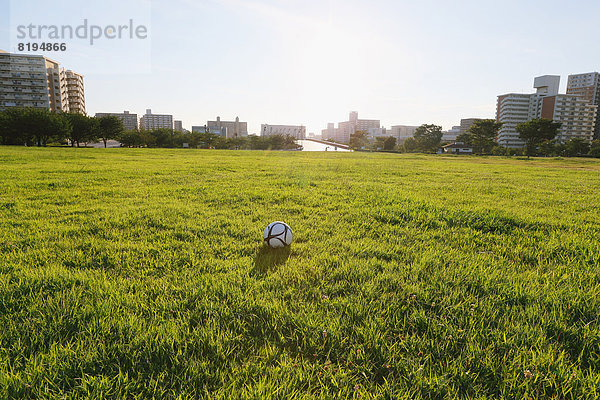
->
[263,221,293,248]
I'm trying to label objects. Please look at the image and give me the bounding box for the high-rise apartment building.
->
[45,57,64,112]
[140,109,173,131]
[0,51,50,109]
[95,111,138,131]
[496,93,534,147]
[0,50,85,113]
[45,61,85,114]
[539,95,596,143]
[206,116,248,138]
[261,124,306,139]
[62,70,85,114]
[497,75,596,147]
[567,72,600,140]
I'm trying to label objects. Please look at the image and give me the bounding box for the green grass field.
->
[1,147,599,399]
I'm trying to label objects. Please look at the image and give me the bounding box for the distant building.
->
[95,111,138,131]
[261,124,306,139]
[540,94,597,143]
[496,93,535,148]
[140,109,173,131]
[459,118,482,135]
[388,125,419,143]
[442,126,461,142]
[0,51,49,110]
[45,57,64,112]
[0,50,84,113]
[321,123,336,141]
[365,127,387,140]
[174,120,183,132]
[497,75,597,147]
[207,116,248,138]
[62,70,85,114]
[567,72,600,140]
[323,112,380,144]
[44,57,85,114]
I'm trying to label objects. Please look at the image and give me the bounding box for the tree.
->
[349,130,369,150]
[97,115,125,148]
[563,138,590,157]
[0,108,30,145]
[538,139,559,157]
[373,137,386,151]
[0,111,9,145]
[383,136,397,151]
[0,108,70,146]
[457,119,502,154]
[491,145,506,156]
[403,137,418,153]
[413,124,443,153]
[35,110,71,146]
[589,140,600,158]
[516,118,561,157]
[148,128,173,147]
[119,131,143,147]
[197,131,219,148]
[65,113,99,147]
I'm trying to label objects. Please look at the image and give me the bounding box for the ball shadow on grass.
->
[253,245,291,274]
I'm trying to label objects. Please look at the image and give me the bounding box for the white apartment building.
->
[44,57,85,114]
[261,124,306,139]
[140,109,173,131]
[62,70,85,114]
[496,94,537,147]
[497,75,596,147]
[567,72,600,140]
[95,111,138,131]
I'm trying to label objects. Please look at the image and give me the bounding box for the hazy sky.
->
[2,0,600,134]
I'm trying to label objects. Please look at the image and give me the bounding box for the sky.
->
[2,0,600,134]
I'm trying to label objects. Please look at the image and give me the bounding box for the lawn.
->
[0,147,599,399]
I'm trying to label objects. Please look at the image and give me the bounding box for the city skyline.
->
[2,0,600,134]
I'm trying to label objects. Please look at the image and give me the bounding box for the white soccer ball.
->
[263,221,293,248]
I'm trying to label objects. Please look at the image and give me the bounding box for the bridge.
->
[303,138,351,150]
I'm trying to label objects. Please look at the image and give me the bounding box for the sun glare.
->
[295,24,367,107]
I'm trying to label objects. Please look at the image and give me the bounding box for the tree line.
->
[0,108,300,150]
[119,129,300,150]
[0,108,124,147]
[349,119,600,157]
